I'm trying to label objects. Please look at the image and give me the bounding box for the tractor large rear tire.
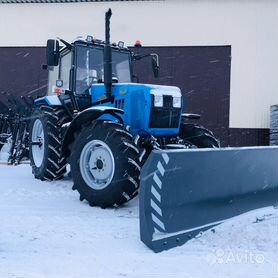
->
[29,106,70,181]
[70,121,140,208]
[180,123,220,148]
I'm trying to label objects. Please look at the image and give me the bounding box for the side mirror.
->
[151,54,159,78]
[46,39,60,67]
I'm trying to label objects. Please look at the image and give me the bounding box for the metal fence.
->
[270,105,278,145]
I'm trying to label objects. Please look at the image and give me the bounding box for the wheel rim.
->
[79,140,115,190]
[31,119,45,167]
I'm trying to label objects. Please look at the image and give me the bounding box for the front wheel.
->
[179,123,220,148]
[70,121,140,208]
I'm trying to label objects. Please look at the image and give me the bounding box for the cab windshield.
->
[75,45,131,94]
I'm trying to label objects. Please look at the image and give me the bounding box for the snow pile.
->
[0,164,277,278]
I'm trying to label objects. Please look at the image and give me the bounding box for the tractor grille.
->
[150,95,181,128]
[163,95,173,108]
[149,108,181,128]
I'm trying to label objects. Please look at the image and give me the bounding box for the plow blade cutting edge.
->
[139,146,278,252]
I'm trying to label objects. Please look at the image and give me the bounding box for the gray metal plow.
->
[139,146,278,252]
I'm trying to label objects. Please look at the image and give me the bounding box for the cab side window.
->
[47,65,59,95]
[59,51,71,90]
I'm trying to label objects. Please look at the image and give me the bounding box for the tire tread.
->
[30,106,70,181]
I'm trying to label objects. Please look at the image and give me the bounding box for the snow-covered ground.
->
[0,163,277,278]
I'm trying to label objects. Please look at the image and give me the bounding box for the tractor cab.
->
[45,35,160,112]
[46,37,133,109]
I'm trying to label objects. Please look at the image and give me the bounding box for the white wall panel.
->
[0,0,277,128]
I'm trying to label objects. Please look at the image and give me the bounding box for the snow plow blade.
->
[139,146,278,252]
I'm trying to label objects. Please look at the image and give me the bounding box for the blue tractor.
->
[29,9,219,208]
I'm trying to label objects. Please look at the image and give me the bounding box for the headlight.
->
[173,96,181,108]
[154,95,163,107]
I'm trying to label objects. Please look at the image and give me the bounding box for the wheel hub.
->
[80,140,115,190]
[31,119,45,167]
[96,159,104,170]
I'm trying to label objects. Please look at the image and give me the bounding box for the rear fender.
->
[62,106,124,158]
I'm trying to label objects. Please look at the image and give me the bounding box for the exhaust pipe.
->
[104,8,112,99]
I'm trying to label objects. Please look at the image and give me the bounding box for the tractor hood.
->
[90,83,183,137]
[91,83,182,103]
